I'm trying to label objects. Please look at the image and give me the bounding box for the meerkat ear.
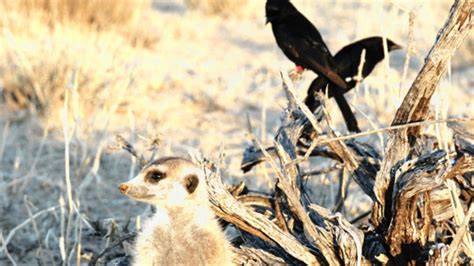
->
[183,174,199,194]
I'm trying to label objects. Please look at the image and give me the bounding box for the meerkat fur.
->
[119,157,234,266]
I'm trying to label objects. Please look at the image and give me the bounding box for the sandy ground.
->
[0,0,472,264]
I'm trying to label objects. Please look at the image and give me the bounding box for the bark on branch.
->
[371,0,473,228]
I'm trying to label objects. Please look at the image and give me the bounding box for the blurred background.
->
[0,0,472,264]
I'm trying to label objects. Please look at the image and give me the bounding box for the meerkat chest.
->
[134,208,228,265]
[134,233,232,265]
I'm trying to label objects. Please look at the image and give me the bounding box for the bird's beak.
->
[265,18,270,25]
[391,43,403,50]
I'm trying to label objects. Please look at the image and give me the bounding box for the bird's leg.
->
[289,65,305,82]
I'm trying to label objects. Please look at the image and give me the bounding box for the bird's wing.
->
[285,33,347,89]
[302,43,347,88]
[272,11,347,88]
[287,15,347,89]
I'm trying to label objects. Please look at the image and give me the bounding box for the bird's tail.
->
[305,77,360,133]
[332,89,360,133]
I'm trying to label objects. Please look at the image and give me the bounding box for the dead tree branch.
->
[204,160,319,265]
[385,150,447,256]
[371,0,472,228]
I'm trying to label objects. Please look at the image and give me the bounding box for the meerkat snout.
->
[119,183,129,194]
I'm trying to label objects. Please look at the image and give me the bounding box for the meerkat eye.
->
[146,170,166,183]
[183,174,199,194]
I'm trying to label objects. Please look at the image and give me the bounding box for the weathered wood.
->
[444,203,474,264]
[224,79,368,265]
[215,2,472,260]
[275,81,377,265]
[204,161,319,265]
[280,83,380,202]
[386,150,448,256]
[232,246,287,266]
[198,129,474,265]
[237,194,274,209]
[429,185,457,222]
[241,137,380,202]
[241,144,341,173]
[392,0,472,126]
[309,204,366,265]
[273,187,291,233]
[272,141,340,265]
[371,0,473,228]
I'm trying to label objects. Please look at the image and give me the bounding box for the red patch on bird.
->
[295,65,304,73]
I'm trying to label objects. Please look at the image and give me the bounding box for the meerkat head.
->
[119,157,207,207]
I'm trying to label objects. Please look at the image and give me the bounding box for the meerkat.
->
[119,157,234,266]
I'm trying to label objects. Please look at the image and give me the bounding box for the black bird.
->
[266,0,347,89]
[305,37,402,132]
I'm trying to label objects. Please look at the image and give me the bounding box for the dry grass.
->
[0,0,161,118]
[184,0,248,17]
[1,0,149,30]
[0,0,472,264]
[0,0,158,49]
